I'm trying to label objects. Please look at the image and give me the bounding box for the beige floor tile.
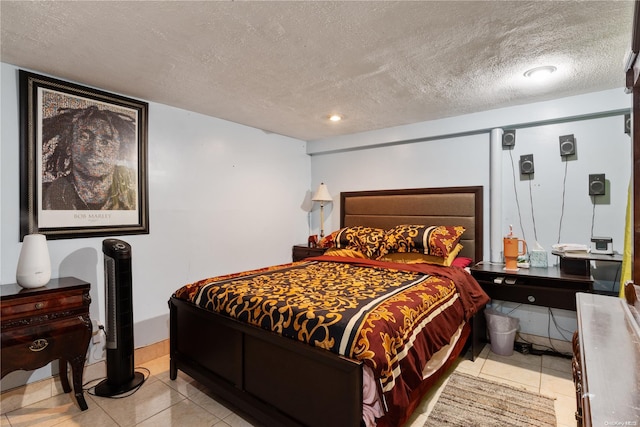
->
[159,370,199,394]
[140,354,171,378]
[480,355,542,389]
[136,399,221,427]
[83,361,107,384]
[0,377,53,414]
[554,394,578,427]
[451,344,490,376]
[487,348,543,369]
[542,354,572,373]
[51,398,118,427]
[1,415,11,427]
[454,355,486,376]
[220,412,259,427]
[4,393,82,427]
[90,377,185,427]
[186,388,236,421]
[541,367,576,399]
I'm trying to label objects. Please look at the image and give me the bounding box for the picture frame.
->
[19,70,149,240]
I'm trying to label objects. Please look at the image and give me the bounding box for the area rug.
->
[424,372,556,426]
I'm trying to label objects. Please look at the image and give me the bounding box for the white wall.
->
[0,63,311,390]
[309,89,631,343]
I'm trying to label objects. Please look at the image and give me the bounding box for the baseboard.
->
[0,339,169,414]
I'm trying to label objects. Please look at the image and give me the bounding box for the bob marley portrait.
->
[41,105,137,210]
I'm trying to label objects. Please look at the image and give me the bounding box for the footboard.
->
[169,296,363,427]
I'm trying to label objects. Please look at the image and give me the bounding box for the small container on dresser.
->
[0,277,92,410]
[292,245,327,262]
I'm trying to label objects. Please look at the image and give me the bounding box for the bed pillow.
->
[379,243,463,266]
[337,226,387,259]
[319,229,342,249]
[319,226,387,259]
[451,256,473,268]
[383,224,466,258]
[323,248,369,259]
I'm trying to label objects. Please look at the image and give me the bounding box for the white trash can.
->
[485,308,519,356]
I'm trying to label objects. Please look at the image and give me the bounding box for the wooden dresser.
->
[573,292,640,426]
[1,277,92,410]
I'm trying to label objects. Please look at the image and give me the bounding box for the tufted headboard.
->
[340,186,483,262]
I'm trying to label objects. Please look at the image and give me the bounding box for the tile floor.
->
[0,344,577,427]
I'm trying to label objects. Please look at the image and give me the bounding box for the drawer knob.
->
[34,302,44,310]
[29,338,49,352]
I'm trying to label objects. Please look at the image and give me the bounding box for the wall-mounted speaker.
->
[588,174,606,196]
[625,113,631,135]
[519,154,534,175]
[502,129,516,147]
[559,134,576,156]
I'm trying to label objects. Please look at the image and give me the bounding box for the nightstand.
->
[292,245,327,262]
[470,263,593,311]
[1,277,92,410]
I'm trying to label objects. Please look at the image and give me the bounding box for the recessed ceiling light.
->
[328,114,343,122]
[523,65,557,80]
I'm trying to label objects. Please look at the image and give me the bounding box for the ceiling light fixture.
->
[328,114,343,122]
[523,65,557,80]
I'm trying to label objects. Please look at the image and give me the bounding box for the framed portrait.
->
[19,70,149,240]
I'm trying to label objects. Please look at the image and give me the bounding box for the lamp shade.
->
[312,183,332,202]
[16,234,51,288]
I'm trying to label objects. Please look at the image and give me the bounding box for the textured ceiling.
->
[0,1,634,141]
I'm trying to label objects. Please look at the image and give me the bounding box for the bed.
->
[169,186,488,427]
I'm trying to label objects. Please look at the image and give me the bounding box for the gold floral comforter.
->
[173,255,488,421]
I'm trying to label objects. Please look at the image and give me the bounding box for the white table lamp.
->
[312,183,332,239]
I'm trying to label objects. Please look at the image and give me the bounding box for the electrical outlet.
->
[91,319,103,344]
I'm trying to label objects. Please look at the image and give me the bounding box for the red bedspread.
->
[174,255,488,424]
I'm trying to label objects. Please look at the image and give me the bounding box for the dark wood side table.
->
[292,245,327,262]
[470,262,593,311]
[0,277,92,410]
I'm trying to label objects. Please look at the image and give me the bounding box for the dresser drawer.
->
[1,291,88,326]
[477,281,583,311]
[1,316,91,373]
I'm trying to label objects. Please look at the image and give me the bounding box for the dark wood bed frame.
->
[169,186,484,427]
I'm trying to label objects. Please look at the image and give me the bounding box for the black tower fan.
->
[95,239,144,397]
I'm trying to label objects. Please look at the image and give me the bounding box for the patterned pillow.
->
[379,243,463,266]
[319,229,341,249]
[383,224,466,258]
[319,226,387,259]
